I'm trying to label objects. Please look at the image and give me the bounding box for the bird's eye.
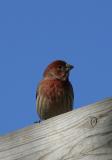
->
[58,65,62,69]
[58,65,64,71]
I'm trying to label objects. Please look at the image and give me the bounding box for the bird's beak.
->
[66,63,74,71]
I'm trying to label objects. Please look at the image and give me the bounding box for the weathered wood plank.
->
[0,98,112,160]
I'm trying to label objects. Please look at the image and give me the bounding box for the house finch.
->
[36,60,74,120]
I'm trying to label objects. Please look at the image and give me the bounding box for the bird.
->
[36,60,74,120]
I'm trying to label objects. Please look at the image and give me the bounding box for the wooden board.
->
[0,98,112,160]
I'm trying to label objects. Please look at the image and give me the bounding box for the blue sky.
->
[0,0,112,135]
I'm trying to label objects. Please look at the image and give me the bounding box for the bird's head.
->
[43,60,74,81]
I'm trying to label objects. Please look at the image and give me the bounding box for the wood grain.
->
[0,98,112,160]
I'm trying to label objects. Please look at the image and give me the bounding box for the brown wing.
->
[68,81,74,107]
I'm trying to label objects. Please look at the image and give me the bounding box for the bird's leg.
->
[34,119,41,123]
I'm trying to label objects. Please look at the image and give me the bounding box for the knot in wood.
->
[89,116,97,128]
